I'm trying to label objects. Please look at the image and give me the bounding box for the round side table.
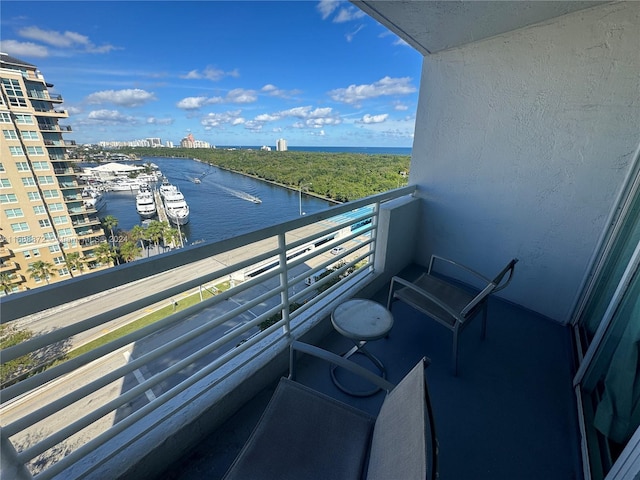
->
[330,298,394,397]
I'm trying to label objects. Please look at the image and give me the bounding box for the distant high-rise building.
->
[146,137,162,147]
[276,138,287,151]
[0,53,109,293]
[180,133,211,149]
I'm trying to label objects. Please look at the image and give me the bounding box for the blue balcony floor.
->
[162,267,582,480]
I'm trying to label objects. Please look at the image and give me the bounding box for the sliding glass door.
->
[573,159,640,479]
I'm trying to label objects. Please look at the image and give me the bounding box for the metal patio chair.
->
[387,255,518,375]
[223,341,438,480]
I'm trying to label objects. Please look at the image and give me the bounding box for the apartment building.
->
[0,53,108,293]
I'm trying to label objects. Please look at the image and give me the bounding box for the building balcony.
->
[75,228,104,238]
[39,124,72,133]
[27,91,63,103]
[0,245,13,260]
[0,260,18,273]
[62,194,82,202]
[53,168,77,176]
[0,187,582,480]
[71,216,101,227]
[43,139,66,147]
[34,108,69,119]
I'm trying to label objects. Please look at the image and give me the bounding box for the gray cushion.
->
[223,378,375,480]
[366,360,427,480]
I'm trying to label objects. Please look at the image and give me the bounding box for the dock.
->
[155,190,168,223]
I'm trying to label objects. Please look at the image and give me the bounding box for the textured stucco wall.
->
[411,2,640,323]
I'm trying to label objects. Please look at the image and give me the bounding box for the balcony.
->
[53,168,76,176]
[39,125,73,133]
[27,91,63,103]
[1,2,638,479]
[34,109,69,118]
[0,188,581,480]
[0,260,19,273]
[71,216,101,227]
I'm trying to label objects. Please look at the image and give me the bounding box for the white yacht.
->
[82,187,107,212]
[135,184,157,219]
[108,178,144,192]
[159,177,175,199]
[163,184,190,225]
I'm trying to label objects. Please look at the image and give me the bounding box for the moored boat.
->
[136,184,157,219]
[82,187,107,212]
[162,184,190,225]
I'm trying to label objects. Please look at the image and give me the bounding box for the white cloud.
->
[177,89,257,110]
[87,109,135,123]
[329,76,416,105]
[317,0,339,20]
[65,106,82,115]
[394,102,409,111]
[146,117,174,125]
[200,110,244,129]
[17,26,116,54]
[86,89,156,107]
[360,113,389,124]
[0,40,49,58]
[345,25,364,42]
[242,105,342,131]
[261,84,301,98]
[226,88,257,104]
[180,66,239,81]
[333,6,366,23]
[176,96,210,110]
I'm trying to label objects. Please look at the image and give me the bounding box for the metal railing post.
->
[277,232,291,336]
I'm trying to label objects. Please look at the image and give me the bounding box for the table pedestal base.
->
[330,341,387,397]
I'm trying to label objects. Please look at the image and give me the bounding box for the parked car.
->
[330,247,345,255]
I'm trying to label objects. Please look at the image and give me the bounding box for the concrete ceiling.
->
[351,1,610,54]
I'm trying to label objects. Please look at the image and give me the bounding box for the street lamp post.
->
[299,182,311,216]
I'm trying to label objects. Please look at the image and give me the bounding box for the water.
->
[99,157,336,245]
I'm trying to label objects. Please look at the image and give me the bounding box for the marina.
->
[97,156,335,245]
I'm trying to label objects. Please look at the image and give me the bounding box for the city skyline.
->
[0,1,422,148]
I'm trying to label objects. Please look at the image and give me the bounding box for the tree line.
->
[119,147,410,202]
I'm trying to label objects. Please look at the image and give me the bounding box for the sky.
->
[0,1,423,148]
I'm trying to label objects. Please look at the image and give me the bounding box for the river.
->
[98,156,336,245]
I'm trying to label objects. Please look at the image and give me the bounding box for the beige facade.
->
[0,53,109,294]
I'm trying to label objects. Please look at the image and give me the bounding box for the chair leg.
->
[481,304,488,340]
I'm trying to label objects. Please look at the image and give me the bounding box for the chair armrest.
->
[492,258,519,293]
[428,254,493,284]
[387,275,462,320]
[289,341,396,392]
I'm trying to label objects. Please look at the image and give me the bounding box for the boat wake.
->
[211,182,262,204]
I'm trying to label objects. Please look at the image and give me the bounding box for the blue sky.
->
[1,1,422,148]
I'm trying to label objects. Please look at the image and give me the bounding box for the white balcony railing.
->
[0,186,415,479]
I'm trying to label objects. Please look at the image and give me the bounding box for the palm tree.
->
[166,227,185,249]
[26,260,56,285]
[94,242,116,267]
[1,272,14,295]
[65,252,85,277]
[119,241,142,263]
[129,225,148,255]
[146,220,167,253]
[102,215,119,246]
